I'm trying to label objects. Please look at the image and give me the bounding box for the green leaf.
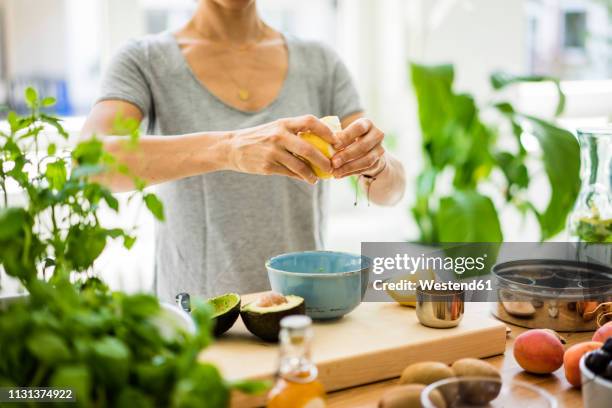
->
[41,97,57,107]
[91,336,131,388]
[50,365,91,406]
[520,115,580,239]
[122,294,160,319]
[0,208,27,240]
[410,63,455,147]
[7,111,20,133]
[65,225,107,271]
[412,168,438,242]
[410,63,494,182]
[25,87,38,108]
[490,72,566,116]
[116,387,155,408]
[230,379,271,395]
[26,331,71,364]
[495,151,529,190]
[47,143,57,156]
[123,235,137,249]
[72,138,104,165]
[41,114,69,138]
[45,160,67,190]
[436,190,503,242]
[171,363,230,408]
[190,299,214,348]
[144,193,165,221]
[101,189,119,211]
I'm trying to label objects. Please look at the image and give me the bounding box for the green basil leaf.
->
[41,114,69,138]
[144,193,165,221]
[45,160,67,190]
[230,379,271,395]
[66,226,107,271]
[117,387,155,408]
[7,111,20,133]
[122,294,160,319]
[123,234,137,249]
[0,208,27,240]
[26,331,71,364]
[72,138,104,165]
[47,143,57,156]
[91,336,130,387]
[41,97,57,107]
[101,189,119,211]
[25,87,38,108]
[50,365,91,406]
[171,363,230,408]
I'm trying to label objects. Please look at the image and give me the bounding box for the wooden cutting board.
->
[199,301,507,407]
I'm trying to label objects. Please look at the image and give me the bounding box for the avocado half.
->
[207,293,241,337]
[240,295,305,342]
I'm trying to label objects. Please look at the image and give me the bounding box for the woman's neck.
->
[189,0,264,45]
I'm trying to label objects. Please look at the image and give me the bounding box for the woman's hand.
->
[331,118,386,178]
[228,115,336,184]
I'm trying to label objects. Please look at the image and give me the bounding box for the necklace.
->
[194,23,267,102]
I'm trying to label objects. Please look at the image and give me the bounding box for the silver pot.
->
[491,260,612,332]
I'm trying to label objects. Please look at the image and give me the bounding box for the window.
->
[564,11,587,49]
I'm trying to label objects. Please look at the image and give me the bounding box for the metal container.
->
[491,260,612,332]
[416,287,464,328]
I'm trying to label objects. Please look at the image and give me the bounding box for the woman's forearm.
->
[359,154,405,206]
[98,131,233,192]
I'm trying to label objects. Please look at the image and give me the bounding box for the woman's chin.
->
[210,0,256,11]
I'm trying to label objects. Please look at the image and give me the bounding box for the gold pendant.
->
[238,89,250,101]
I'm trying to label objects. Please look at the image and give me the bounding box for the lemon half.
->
[386,269,436,307]
[299,116,341,179]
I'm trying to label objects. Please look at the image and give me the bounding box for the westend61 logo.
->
[371,253,488,275]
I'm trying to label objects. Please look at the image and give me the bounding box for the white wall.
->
[413,0,526,97]
[3,0,68,78]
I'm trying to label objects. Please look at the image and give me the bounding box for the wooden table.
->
[326,323,591,408]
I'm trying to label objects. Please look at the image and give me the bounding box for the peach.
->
[563,341,603,387]
[593,322,612,343]
[513,329,564,374]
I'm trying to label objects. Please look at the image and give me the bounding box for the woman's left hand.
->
[331,118,386,179]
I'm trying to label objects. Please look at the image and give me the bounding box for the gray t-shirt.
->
[97,31,362,301]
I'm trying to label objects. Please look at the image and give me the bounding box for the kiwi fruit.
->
[399,362,454,386]
[378,384,446,408]
[451,358,501,405]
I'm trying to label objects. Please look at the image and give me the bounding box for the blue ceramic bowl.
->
[266,251,370,320]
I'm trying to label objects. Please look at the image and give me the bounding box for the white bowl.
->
[580,351,612,408]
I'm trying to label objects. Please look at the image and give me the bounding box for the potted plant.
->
[409,64,580,244]
[0,88,267,407]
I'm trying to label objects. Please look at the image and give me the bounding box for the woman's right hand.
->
[227,115,337,184]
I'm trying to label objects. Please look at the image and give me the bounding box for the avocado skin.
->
[212,298,241,337]
[240,300,306,342]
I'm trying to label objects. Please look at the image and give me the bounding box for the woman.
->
[82,0,406,301]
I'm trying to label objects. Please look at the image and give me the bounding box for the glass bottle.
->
[568,128,612,243]
[267,315,326,408]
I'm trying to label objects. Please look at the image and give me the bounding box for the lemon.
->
[385,269,436,307]
[299,116,341,179]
